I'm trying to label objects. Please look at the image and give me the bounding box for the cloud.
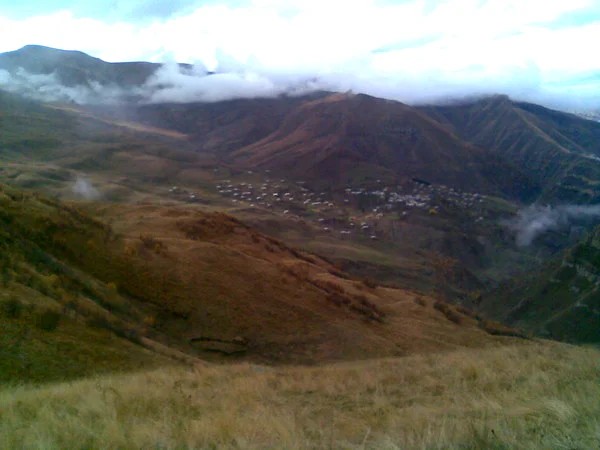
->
[72,176,100,200]
[0,67,136,104]
[142,61,329,103]
[0,0,599,108]
[144,63,280,103]
[506,204,600,246]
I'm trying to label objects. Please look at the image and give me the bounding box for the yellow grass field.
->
[2,341,599,449]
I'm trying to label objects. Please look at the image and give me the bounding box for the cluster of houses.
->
[168,173,489,242]
[214,179,336,211]
[168,185,201,202]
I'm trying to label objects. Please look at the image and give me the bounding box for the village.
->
[166,169,492,243]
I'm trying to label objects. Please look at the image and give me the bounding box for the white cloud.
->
[72,176,101,200]
[506,204,600,246]
[0,0,598,108]
[145,62,282,102]
[0,67,137,104]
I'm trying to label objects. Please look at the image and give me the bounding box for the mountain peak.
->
[6,44,100,62]
[0,44,160,91]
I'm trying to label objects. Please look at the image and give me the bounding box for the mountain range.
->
[2,44,600,349]
[0,45,163,88]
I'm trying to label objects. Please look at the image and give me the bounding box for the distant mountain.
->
[480,226,600,343]
[0,45,163,87]
[0,46,594,204]
[230,93,536,197]
[130,93,538,199]
[420,96,600,203]
[127,93,325,153]
[4,48,600,348]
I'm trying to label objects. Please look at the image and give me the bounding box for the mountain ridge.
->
[419,96,600,202]
[0,45,166,88]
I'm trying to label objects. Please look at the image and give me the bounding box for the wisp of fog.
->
[507,204,600,247]
[72,177,100,200]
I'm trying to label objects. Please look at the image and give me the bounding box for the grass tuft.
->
[1,342,598,449]
[36,309,61,332]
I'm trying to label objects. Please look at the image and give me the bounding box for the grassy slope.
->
[0,184,172,384]
[92,201,522,363]
[0,90,216,202]
[0,303,164,385]
[1,179,520,370]
[1,342,598,449]
[482,226,600,343]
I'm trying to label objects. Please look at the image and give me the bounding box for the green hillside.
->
[481,226,600,342]
[0,183,170,384]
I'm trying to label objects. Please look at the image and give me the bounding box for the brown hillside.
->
[88,202,524,363]
[421,95,600,202]
[231,93,535,197]
[130,95,324,154]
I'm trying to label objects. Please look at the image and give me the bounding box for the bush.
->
[455,305,481,320]
[479,319,527,338]
[362,278,378,289]
[327,292,351,307]
[87,315,142,344]
[36,309,61,331]
[2,297,24,318]
[139,234,167,255]
[433,301,462,324]
[414,297,427,307]
[313,279,345,294]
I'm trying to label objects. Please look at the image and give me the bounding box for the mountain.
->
[2,46,600,346]
[128,92,538,199]
[0,45,590,203]
[420,95,600,203]
[0,85,570,309]
[127,94,323,153]
[0,45,162,88]
[230,93,536,197]
[3,47,600,448]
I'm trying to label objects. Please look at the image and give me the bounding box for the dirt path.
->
[47,104,189,140]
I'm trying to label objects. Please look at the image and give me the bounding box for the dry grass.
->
[1,342,599,449]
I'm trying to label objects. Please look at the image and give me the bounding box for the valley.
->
[1,44,600,449]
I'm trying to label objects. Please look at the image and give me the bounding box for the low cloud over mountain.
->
[0,42,599,110]
[507,204,600,247]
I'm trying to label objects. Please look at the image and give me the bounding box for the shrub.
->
[327,266,350,279]
[362,278,378,289]
[433,301,462,324]
[354,294,386,322]
[2,297,24,318]
[479,319,527,338]
[87,315,142,344]
[313,279,346,294]
[36,309,61,331]
[414,297,427,307]
[139,234,167,255]
[455,305,480,320]
[327,292,351,307]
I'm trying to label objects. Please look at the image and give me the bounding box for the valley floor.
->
[2,341,599,449]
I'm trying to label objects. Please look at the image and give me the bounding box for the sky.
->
[1,0,599,108]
